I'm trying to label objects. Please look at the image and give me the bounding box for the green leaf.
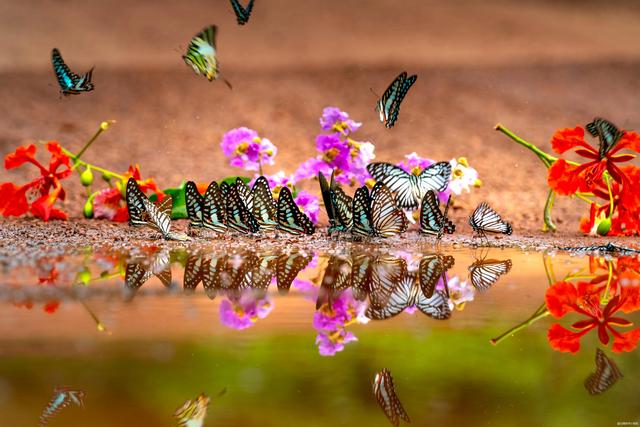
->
[162,180,188,219]
[220,176,251,186]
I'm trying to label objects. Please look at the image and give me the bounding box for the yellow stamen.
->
[236,141,249,154]
[457,157,469,167]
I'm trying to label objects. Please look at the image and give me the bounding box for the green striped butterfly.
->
[586,117,625,159]
[420,190,455,240]
[230,0,255,25]
[352,186,374,238]
[203,181,228,234]
[202,255,228,299]
[185,181,205,229]
[183,253,205,292]
[249,177,278,230]
[330,184,354,235]
[223,183,260,234]
[376,71,417,128]
[183,25,232,88]
[276,251,312,294]
[276,187,315,235]
[51,48,94,96]
[124,250,172,301]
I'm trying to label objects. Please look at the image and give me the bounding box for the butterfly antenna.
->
[223,78,233,90]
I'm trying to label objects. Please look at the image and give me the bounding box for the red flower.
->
[0,142,72,220]
[547,126,639,196]
[545,280,640,353]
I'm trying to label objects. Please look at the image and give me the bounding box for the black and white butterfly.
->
[468,202,512,237]
[51,48,94,96]
[249,177,278,230]
[185,181,205,229]
[376,71,417,128]
[126,178,191,241]
[369,183,408,238]
[367,162,452,210]
[367,255,407,310]
[124,250,172,301]
[230,0,255,25]
[585,348,623,395]
[373,369,410,427]
[276,187,315,235]
[202,181,228,234]
[275,251,312,294]
[468,253,512,292]
[223,183,260,234]
[419,253,455,298]
[183,253,206,292]
[350,253,373,301]
[586,117,625,159]
[317,255,353,309]
[420,190,455,240]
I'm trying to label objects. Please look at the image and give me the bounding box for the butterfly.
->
[249,177,278,230]
[276,187,315,235]
[585,348,623,395]
[185,181,205,229]
[184,253,205,292]
[202,181,228,233]
[420,190,455,240]
[369,183,408,238]
[351,186,374,238]
[51,48,94,96]
[376,71,417,128]
[202,255,228,299]
[350,253,373,301]
[230,0,255,25]
[468,202,512,237]
[39,387,85,427]
[316,254,353,309]
[174,390,225,427]
[367,162,452,210]
[373,369,410,427]
[183,25,231,88]
[223,183,260,234]
[419,253,455,298]
[124,250,172,300]
[250,252,279,291]
[126,178,191,241]
[319,171,339,233]
[586,117,625,159]
[276,251,312,294]
[368,255,407,310]
[468,253,512,292]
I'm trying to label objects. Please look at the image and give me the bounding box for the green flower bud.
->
[78,268,91,286]
[597,217,612,236]
[80,167,94,186]
[83,198,94,218]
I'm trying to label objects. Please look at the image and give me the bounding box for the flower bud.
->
[78,268,91,286]
[83,198,94,218]
[80,167,94,186]
[597,217,612,236]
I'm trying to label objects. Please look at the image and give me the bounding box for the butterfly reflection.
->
[124,249,172,301]
[468,251,512,292]
[40,387,85,427]
[585,348,623,395]
[373,368,410,427]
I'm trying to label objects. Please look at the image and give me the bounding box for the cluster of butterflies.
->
[126,176,315,241]
[321,162,513,240]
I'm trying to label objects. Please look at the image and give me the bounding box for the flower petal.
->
[612,327,640,353]
[5,144,39,170]
[550,126,591,154]
[547,323,583,353]
[545,281,579,318]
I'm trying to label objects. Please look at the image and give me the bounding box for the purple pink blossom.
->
[295,190,320,224]
[219,291,273,330]
[313,289,368,356]
[220,127,277,172]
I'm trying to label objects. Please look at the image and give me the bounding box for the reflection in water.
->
[585,348,623,395]
[173,392,210,427]
[468,250,513,292]
[373,368,410,427]
[124,249,172,300]
[39,387,85,427]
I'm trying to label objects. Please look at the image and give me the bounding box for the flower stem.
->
[543,189,557,232]
[75,120,115,161]
[61,147,125,181]
[494,123,557,168]
[604,174,614,217]
[490,303,550,345]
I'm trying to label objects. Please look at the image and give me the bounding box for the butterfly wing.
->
[236,178,253,211]
[183,254,204,292]
[370,183,407,237]
[585,348,623,395]
[373,369,410,426]
[419,254,454,298]
[586,117,625,158]
[418,161,452,194]
[376,71,417,128]
[51,48,81,93]
[368,255,406,310]
[317,255,353,309]
[142,195,173,237]
[251,176,277,230]
[185,181,204,228]
[225,184,260,234]
[350,253,372,301]
[420,190,452,237]
[202,256,227,299]
[230,0,254,25]
[203,181,227,233]
[352,186,374,237]
[366,274,413,320]
[468,258,512,292]
[330,185,354,233]
[183,25,219,81]
[126,178,149,227]
[276,252,312,294]
[415,290,451,320]
[276,187,315,235]
[469,202,512,235]
[366,162,421,210]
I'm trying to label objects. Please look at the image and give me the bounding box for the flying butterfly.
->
[39,387,85,427]
[375,71,417,128]
[367,162,452,210]
[51,48,94,96]
[183,25,231,88]
[125,178,191,241]
[420,190,455,240]
[468,252,512,292]
[419,253,455,298]
[586,117,625,159]
[369,182,408,238]
[230,0,255,25]
[224,183,260,234]
[469,202,512,238]
[174,389,225,427]
[276,187,315,235]
[249,176,278,230]
[585,348,623,395]
[373,369,410,427]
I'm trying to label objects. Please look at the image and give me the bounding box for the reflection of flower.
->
[294,190,320,224]
[313,290,368,356]
[219,292,273,330]
[545,280,640,353]
[220,127,277,172]
[445,276,475,310]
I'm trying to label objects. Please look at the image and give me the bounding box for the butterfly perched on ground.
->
[230,0,255,25]
[126,179,191,241]
[373,369,410,427]
[248,177,278,230]
[468,253,512,292]
[375,71,417,128]
[420,190,455,240]
[51,48,94,96]
[419,253,455,298]
[330,184,355,235]
[468,202,512,238]
[351,186,374,238]
[276,187,315,235]
[586,117,625,159]
[186,180,227,234]
[185,181,205,229]
[369,183,408,238]
[367,162,452,210]
[223,183,260,234]
[39,387,85,426]
[319,171,341,234]
[183,25,231,88]
[585,348,623,395]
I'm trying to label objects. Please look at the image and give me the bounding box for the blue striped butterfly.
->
[376,71,417,128]
[468,202,512,238]
[367,162,452,210]
[352,186,374,237]
[40,387,85,427]
[373,369,410,427]
[250,252,279,291]
[276,187,315,235]
[586,117,625,159]
[276,251,312,294]
[126,178,191,241]
[51,48,94,96]
[249,177,278,230]
[468,252,512,292]
[330,185,354,235]
[585,348,623,395]
[370,183,408,238]
[419,253,455,298]
[185,181,205,229]
[183,25,231,88]
[202,255,228,299]
[202,181,228,234]
[420,190,455,240]
[230,0,255,25]
[224,183,260,234]
[184,253,205,292]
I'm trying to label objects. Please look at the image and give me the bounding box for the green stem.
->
[79,300,111,334]
[61,147,125,181]
[490,303,550,345]
[605,175,614,217]
[494,124,557,168]
[574,192,594,205]
[543,189,557,232]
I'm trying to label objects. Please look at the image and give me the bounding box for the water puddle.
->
[0,245,638,426]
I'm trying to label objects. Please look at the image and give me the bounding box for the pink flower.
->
[315,330,358,356]
[220,127,277,172]
[295,190,320,224]
[219,292,273,330]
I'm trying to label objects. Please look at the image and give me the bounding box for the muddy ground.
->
[1,0,639,251]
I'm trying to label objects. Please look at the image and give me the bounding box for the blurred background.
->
[1,0,639,232]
